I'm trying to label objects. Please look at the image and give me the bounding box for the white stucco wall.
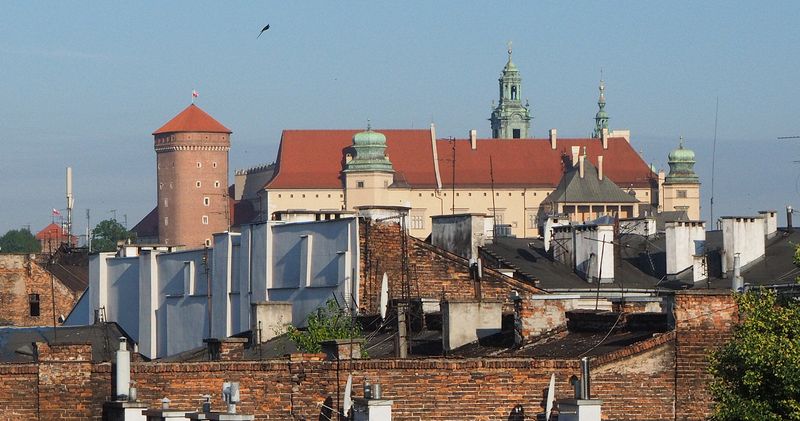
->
[721,216,766,275]
[84,217,360,359]
[665,221,705,276]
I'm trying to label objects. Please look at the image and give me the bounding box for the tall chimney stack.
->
[470,129,477,150]
[549,128,557,150]
[579,155,586,179]
[597,156,604,181]
[601,128,609,150]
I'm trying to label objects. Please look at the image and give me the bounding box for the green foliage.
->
[709,290,800,420]
[285,299,364,354]
[0,228,41,253]
[91,219,136,252]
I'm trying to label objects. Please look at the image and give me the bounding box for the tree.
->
[708,290,800,420]
[0,228,41,253]
[286,299,365,353]
[91,219,135,252]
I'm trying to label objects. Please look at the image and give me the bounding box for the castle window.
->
[356,181,365,188]
[302,194,306,198]
[513,129,521,139]
[159,183,163,190]
[214,181,220,188]
[164,217,169,226]
[202,215,209,225]
[196,162,202,168]
[212,162,217,168]
[196,181,202,188]
[29,294,40,317]
[164,198,168,207]
[328,194,331,198]
[677,190,687,198]
[511,86,517,100]
[204,239,211,247]
[203,197,210,206]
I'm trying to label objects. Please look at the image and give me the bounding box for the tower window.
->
[202,215,209,225]
[159,183,164,190]
[164,217,169,226]
[164,198,169,207]
[677,190,688,198]
[196,162,202,168]
[29,294,40,317]
[203,197,210,206]
[205,239,211,247]
[356,181,365,188]
[511,86,517,100]
[214,181,220,188]
[513,129,521,139]
[212,162,217,168]
[196,181,201,188]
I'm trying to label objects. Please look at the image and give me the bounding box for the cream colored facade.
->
[264,183,610,239]
[662,183,701,220]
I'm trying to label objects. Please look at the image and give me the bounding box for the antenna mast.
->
[66,167,74,243]
[710,97,718,226]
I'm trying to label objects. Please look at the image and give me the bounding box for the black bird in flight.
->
[257,24,270,38]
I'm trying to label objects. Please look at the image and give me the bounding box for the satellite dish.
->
[379,273,389,319]
[545,373,555,420]
[343,374,353,416]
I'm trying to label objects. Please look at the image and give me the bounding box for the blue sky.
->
[1,2,799,236]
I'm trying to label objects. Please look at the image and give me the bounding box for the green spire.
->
[592,74,609,138]
[343,125,394,173]
[490,41,531,139]
[665,136,699,184]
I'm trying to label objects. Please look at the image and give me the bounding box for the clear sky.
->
[1,2,799,236]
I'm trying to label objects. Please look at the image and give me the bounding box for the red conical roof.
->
[153,104,231,135]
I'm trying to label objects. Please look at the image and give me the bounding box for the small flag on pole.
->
[192,90,199,103]
[52,208,62,217]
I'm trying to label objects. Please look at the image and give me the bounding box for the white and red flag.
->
[52,208,61,217]
[192,90,199,98]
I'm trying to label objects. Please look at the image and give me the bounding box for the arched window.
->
[511,86,517,100]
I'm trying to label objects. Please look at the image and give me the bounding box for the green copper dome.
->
[668,142,696,162]
[343,127,394,173]
[665,137,699,184]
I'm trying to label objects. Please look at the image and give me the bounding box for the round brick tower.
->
[152,104,231,248]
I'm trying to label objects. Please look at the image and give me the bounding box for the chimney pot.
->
[549,128,557,150]
[579,155,585,179]
[470,129,477,150]
[601,128,609,149]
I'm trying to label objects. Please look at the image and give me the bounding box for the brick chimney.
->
[549,128,557,150]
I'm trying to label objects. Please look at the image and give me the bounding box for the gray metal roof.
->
[544,160,639,204]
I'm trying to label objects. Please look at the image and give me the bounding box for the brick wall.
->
[0,254,79,327]
[517,295,579,339]
[359,220,540,314]
[673,291,738,420]
[0,364,38,419]
[36,342,95,420]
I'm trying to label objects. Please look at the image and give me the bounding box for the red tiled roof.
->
[436,137,655,188]
[267,130,437,189]
[153,104,231,135]
[35,223,68,240]
[266,130,656,190]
